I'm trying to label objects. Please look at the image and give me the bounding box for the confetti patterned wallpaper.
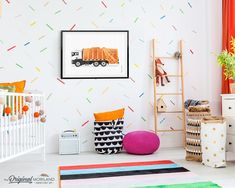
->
[0,0,222,153]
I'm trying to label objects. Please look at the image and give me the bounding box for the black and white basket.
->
[94,119,124,154]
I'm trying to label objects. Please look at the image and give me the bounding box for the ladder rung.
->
[155,56,176,60]
[156,93,182,95]
[167,75,182,77]
[157,129,183,132]
[158,111,183,113]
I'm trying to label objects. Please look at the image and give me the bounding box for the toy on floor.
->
[155,58,170,86]
[123,131,160,155]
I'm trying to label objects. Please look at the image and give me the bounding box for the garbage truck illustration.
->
[71,47,119,67]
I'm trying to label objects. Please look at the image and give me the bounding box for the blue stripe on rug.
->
[60,163,180,175]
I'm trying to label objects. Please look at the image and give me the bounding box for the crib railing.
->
[0,92,45,163]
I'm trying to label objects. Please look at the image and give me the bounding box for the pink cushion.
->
[123,131,160,155]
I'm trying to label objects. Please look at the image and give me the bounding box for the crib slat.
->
[34,96,37,147]
[29,97,31,149]
[9,97,11,157]
[42,95,46,161]
[0,92,45,163]
[12,96,15,155]
[0,116,2,158]
[15,98,17,154]
[37,96,40,147]
[26,103,29,150]
[4,95,7,159]
[0,97,3,159]
[19,96,23,153]
[23,98,27,151]
[32,96,34,148]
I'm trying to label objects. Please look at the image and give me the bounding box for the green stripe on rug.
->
[136,181,222,188]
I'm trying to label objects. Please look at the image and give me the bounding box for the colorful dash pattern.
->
[101,1,107,8]
[82,120,89,127]
[7,45,16,51]
[46,24,54,31]
[1,0,200,150]
[128,106,134,112]
[57,78,65,85]
[16,63,23,68]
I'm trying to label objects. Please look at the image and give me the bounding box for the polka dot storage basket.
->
[201,116,226,168]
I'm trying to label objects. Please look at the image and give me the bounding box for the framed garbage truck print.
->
[61,30,129,79]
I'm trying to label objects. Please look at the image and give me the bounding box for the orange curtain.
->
[222,0,235,94]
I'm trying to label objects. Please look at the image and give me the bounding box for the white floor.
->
[0,148,235,188]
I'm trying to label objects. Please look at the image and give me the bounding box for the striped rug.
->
[58,160,221,188]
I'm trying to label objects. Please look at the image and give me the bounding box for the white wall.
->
[0,0,222,153]
[206,0,222,115]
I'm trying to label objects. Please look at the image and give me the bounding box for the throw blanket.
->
[184,99,208,109]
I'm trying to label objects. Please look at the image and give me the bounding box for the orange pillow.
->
[94,108,125,121]
[0,80,26,113]
[0,80,26,93]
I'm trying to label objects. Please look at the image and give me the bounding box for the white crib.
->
[0,91,45,163]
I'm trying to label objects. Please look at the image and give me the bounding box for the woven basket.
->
[185,110,211,162]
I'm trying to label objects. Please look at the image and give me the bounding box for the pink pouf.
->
[123,131,160,155]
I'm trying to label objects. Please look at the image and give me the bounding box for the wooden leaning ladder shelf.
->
[152,39,186,146]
